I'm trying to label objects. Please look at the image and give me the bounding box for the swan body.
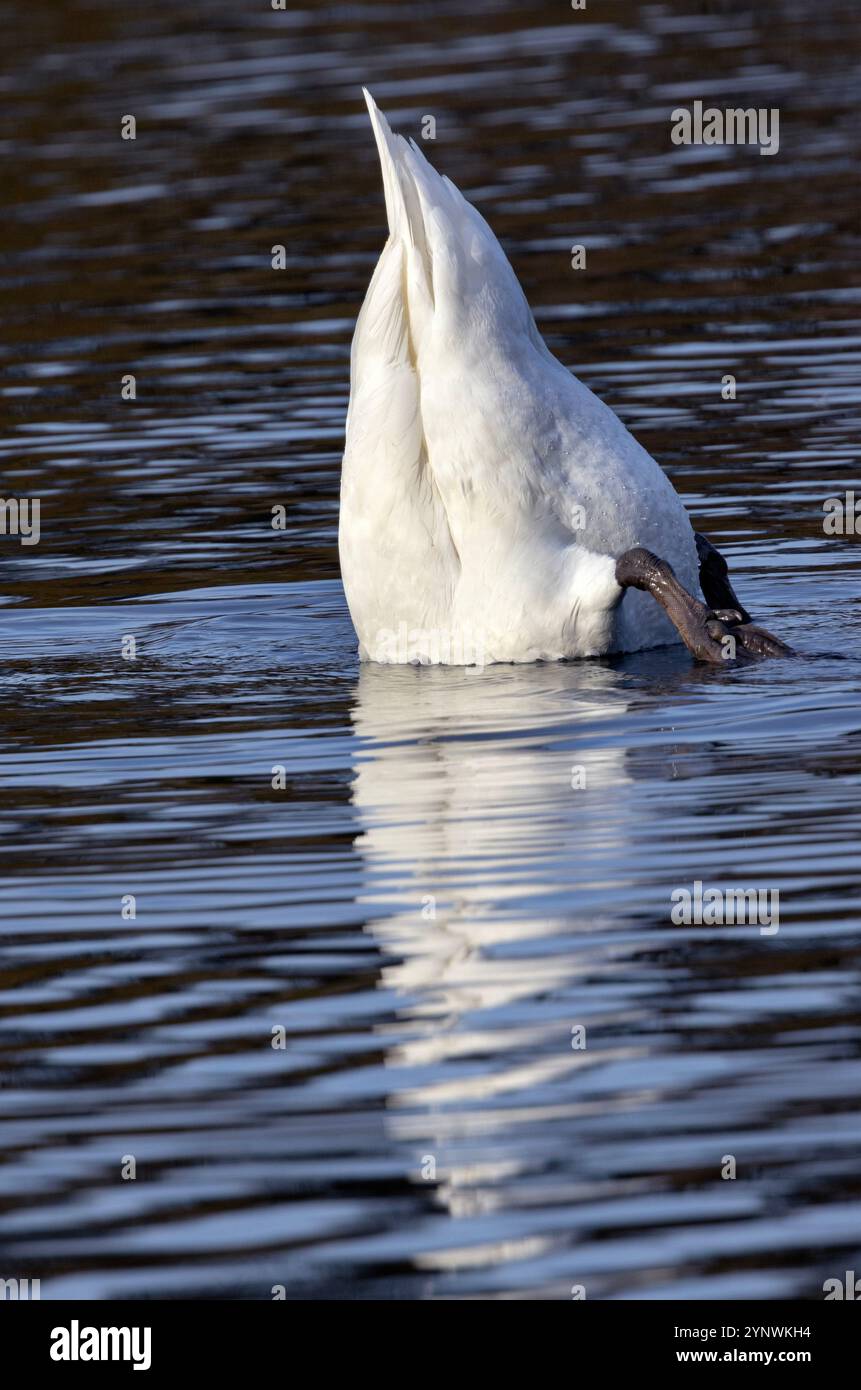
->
[339,91,702,665]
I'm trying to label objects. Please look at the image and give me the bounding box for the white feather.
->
[339,90,701,664]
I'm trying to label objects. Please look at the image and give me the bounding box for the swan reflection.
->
[350,662,638,1078]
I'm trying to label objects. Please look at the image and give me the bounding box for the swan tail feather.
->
[362,90,533,351]
[363,90,473,321]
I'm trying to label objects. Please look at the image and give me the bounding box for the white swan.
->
[339,91,788,667]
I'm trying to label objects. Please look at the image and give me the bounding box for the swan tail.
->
[361,89,535,351]
[363,90,445,339]
[362,88,409,245]
[345,96,429,451]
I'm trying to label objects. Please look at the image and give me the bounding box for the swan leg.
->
[615,547,792,664]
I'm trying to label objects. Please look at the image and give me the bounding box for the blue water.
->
[1,0,860,1299]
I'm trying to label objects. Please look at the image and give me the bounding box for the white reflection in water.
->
[348,662,651,1259]
[350,661,638,1085]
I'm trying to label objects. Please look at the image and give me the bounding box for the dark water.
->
[2,0,860,1299]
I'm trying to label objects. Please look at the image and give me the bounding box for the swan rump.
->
[339,90,701,665]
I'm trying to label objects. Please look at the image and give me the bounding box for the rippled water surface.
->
[2,0,860,1299]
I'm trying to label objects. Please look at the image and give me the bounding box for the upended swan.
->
[339,90,790,667]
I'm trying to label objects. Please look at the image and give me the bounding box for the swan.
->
[339,90,790,667]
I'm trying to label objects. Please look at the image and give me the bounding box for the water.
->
[1,0,860,1300]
